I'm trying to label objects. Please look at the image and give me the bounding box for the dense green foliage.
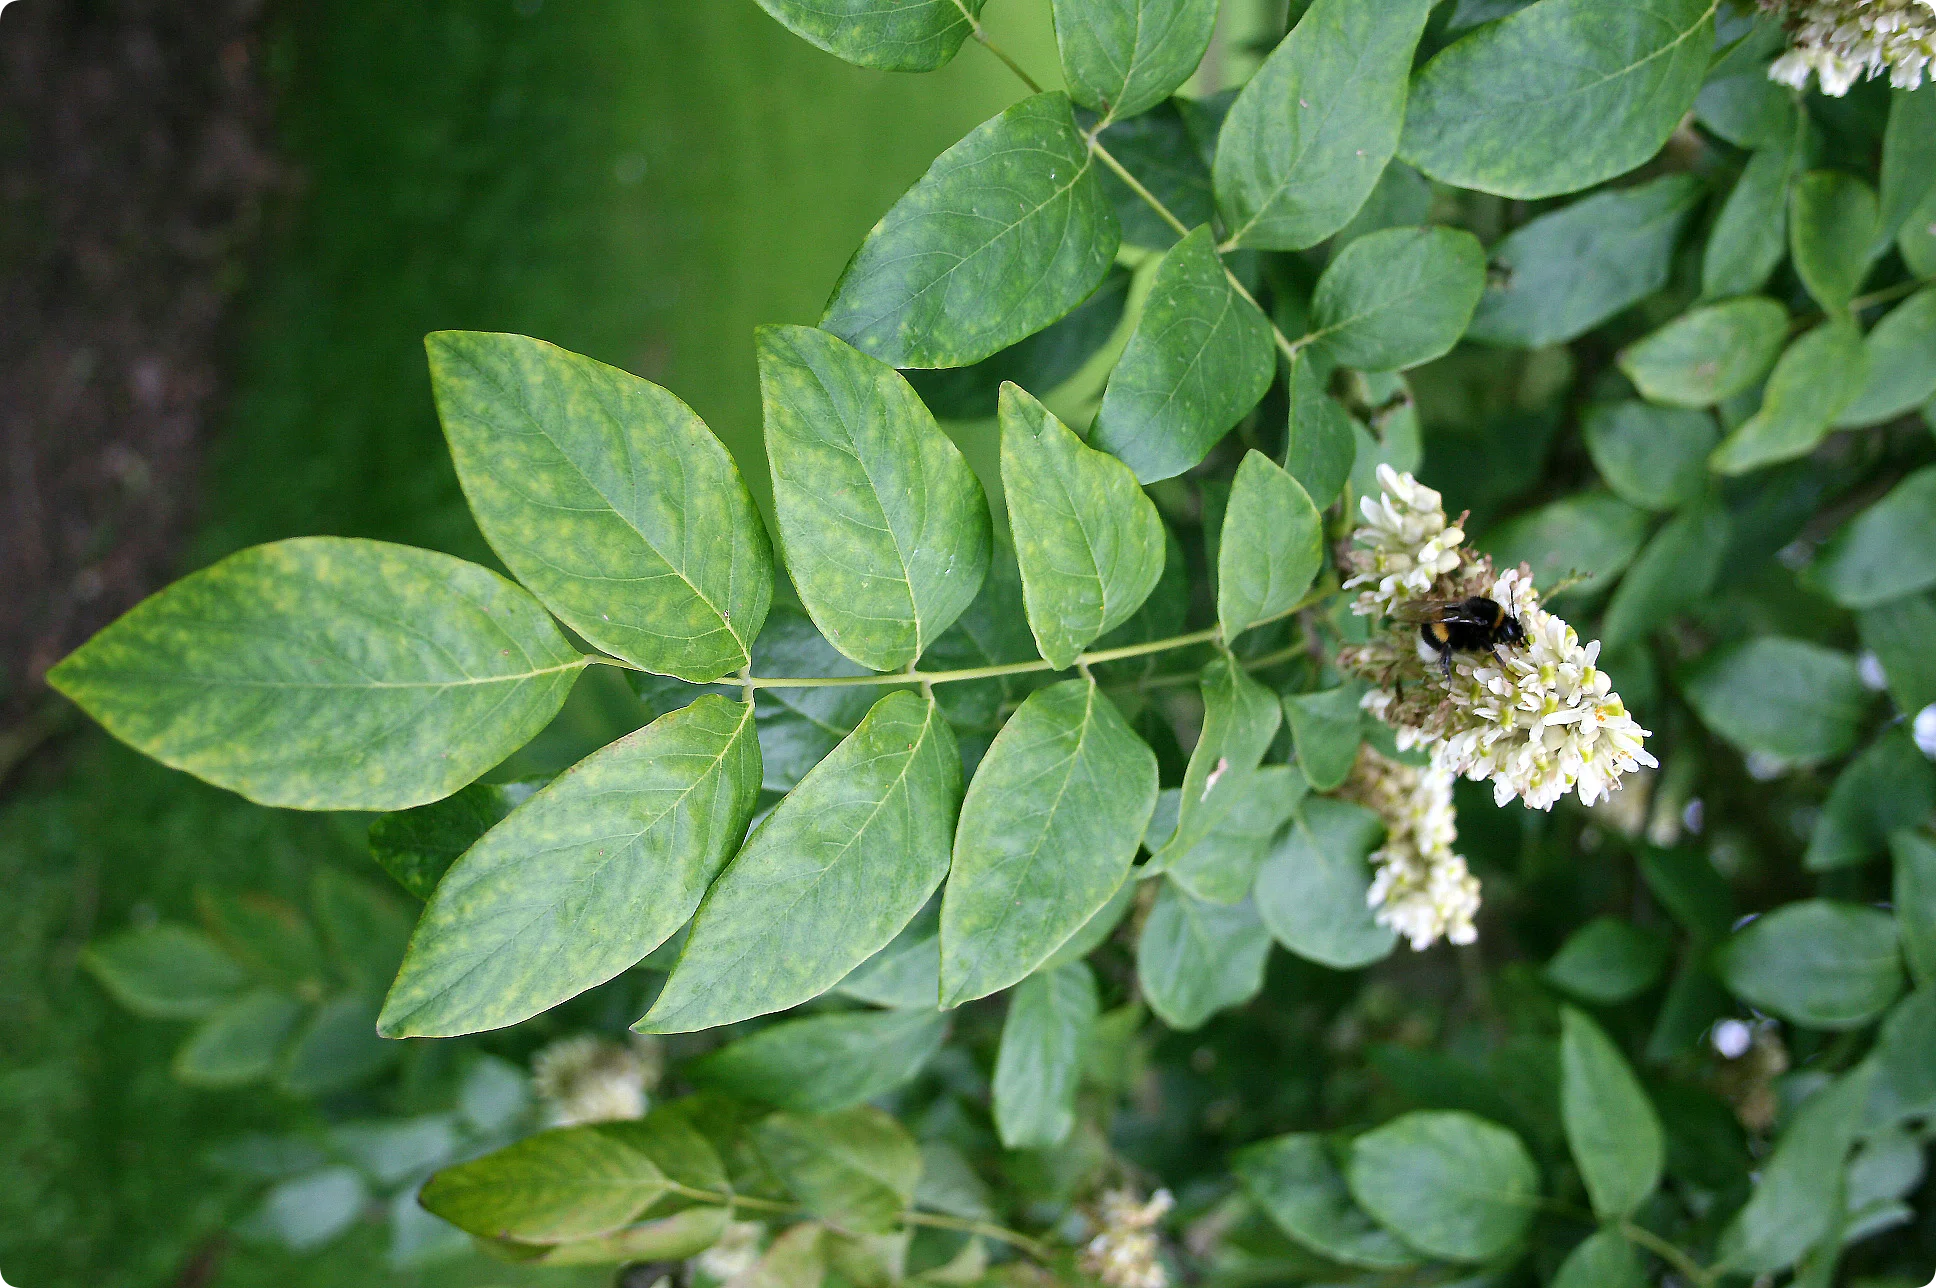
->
[47,1,1936,1285]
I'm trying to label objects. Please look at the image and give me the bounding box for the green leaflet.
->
[1719,1065,1874,1275]
[1861,593,1936,715]
[173,989,305,1088]
[1553,1229,1645,1288]
[1283,687,1364,793]
[753,1107,921,1235]
[378,696,761,1038]
[1680,635,1874,763]
[1711,321,1868,474]
[281,994,396,1098]
[47,537,581,812]
[1150,766,1307,904]
[1582,401,1717,511]
[1791,170,1878,312]
[1346,1111,1538,1263]
[1156,657,1282,866]
[1703,139,1800,300]
[1804,732,1936,871]
[1804,466,1936,609]
[421,1121,689,1244]
[1900,175,1936,277]
[822,93,1121,368]
[1894,832,1936,989]
[1682,638,1869,763]
[1235,1134,1419,1270]
[1559,1008,1663,1220]
[1000,384,1166,669]
[81,925,250,1020]
[426,331,771,683]
[1400,0,1715,200]
[1617,296,1788,407]
[1694,67,1797,149]
[1307,226,1486,372]
[941,679,1158,1006]
[993,960,1097,1148]
[1600,500,1730,652]
[1254,797,1396,969]
[1283,349,1357,509]
[690,1009,949,1113]
[1212,0,1433,250]
[367,783,520,901]
[1837,289,1936,429]
[1483,492,1650,600]
[758,325,992,671]
[641,691,961,1032]
[1544,917,1669,1004]
[751,0,984,72]
[1716,900,1904,1030]
[1217,452,1322,641]
[1051,0,1217,122]
[1469,175,1701,348]
[1878,86,1936,252]
[1093,227,1275,483]
[1137,880,1271,1031]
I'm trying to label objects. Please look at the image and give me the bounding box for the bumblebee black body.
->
[1414,595,1526,682]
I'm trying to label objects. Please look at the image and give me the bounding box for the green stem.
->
[955,26,1310,368]
[1850,274,1934,314]
[1618,1221,1714,1288]
[905,1211,1057,1261]
[1086,133,1302,364]
[584,582,1334,691]
[947,0,1044,94]
[667,1183,1054,1261]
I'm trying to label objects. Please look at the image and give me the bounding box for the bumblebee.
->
[1394,596,1527,682]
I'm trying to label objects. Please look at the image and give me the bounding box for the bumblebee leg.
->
[1440,651,1453,684]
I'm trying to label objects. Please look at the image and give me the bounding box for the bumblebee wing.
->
[1389,599,1456,624]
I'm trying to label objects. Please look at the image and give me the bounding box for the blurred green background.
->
[1,4,1073,1283]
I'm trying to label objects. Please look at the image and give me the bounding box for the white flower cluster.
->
[1081,1189,1173,1288]
[1343,468,1656,813]
[530,1033,663,1127]
[1342,465,1466,618]
[1340,745,1481,951]
[692,1220,765,1283]
[1766,0,1936,93]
